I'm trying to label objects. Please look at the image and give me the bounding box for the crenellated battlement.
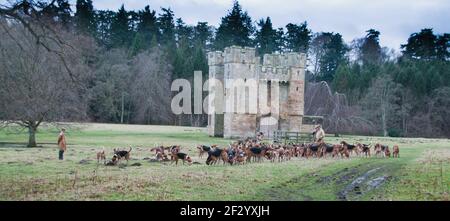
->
[223,45,258,64]
[259,66,290,82]
[262,53,306,68]
[210,46,306,71]
[260,66,290,75]
[208,51,224,66]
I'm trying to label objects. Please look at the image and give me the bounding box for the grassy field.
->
[0,123,448,201]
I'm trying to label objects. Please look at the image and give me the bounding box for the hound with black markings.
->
[197,145,212,158]
[170,152,192,165]
[341,141,358,156]
[356,143,371,158]
[113,147,132,164]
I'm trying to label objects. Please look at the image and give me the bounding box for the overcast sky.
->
[4,0,449,51]
[90,0,449,51]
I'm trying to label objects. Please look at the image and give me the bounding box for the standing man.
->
[314,124,325,143]
[256,132,264,142]
[57,128,67,160]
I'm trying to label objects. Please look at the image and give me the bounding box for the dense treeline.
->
[73,1,345,127]
[329,29,450,137]
[0,0,449,141]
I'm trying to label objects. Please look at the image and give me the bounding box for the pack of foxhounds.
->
[98,137,400,166]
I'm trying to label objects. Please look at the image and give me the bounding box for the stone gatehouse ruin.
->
[207,46,310,139]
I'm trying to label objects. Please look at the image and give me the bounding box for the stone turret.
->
[222,46,258,138]
[207,51,225,137]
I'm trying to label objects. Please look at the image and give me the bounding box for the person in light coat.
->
[314,124,325,143]
[57,128,67,160]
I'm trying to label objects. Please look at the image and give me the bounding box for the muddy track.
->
[259,159,403,201]
[261,176,316,201]
[336,166,392,200]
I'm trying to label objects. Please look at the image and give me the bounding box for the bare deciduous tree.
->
[360,75,401,136]
[0,21,94,147]
[129,49,174,124]
[0,0,86,83]
[305,81,375,135]
[88,48,174,125]
[408,87,450,138]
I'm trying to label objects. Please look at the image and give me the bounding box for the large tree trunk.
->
[27,125,37,147]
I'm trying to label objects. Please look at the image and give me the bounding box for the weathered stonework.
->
[207,46,306,138]
[223,113,257,138]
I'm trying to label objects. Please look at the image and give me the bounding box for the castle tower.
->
[285,53,306,132]
[222,46,258,139]
[207,46,306,138]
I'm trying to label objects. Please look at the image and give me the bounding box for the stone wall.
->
[223,113,257,138]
